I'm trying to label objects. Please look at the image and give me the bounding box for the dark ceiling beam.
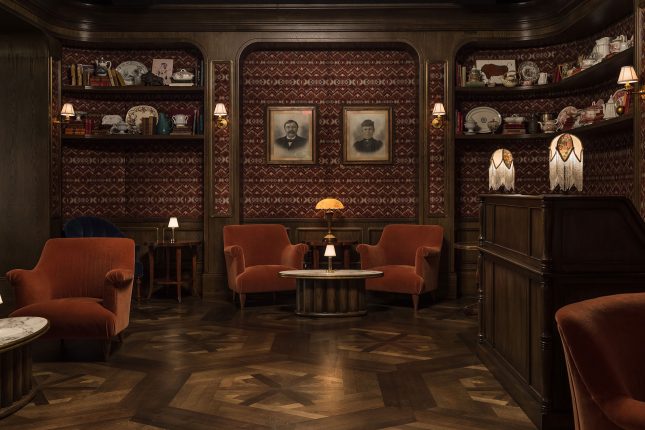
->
[0,0,633,44]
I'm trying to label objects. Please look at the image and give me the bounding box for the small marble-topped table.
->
[0,316,49,417]
[279,269,383,317]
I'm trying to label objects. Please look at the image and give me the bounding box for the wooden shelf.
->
[62,85,204,95]
[61,134,204,141]
[454,114,633,141]
[455,48,633,99]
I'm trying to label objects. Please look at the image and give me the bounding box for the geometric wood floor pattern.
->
[2,295,536,429]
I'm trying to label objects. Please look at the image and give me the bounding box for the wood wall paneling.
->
[0,31,51,312]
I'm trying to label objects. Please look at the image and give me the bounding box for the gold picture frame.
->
[342,106,392,164]
[266,106,316,164]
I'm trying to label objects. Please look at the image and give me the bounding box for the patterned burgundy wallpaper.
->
[59,47,204,220]
[455,14,636,218]
[240,49,419,219]
[211,61,232,217]
[62,141,203,219]
[427,62,446,217]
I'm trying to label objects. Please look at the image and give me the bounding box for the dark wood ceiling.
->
[0,0,634,44]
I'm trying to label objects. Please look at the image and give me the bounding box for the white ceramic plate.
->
[116,61,148,86]
[125,105,158,128]
[556,106,579,129]
[465,106,502,133]
[518,61,539,82]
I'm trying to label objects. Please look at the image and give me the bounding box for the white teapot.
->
[95,58,112,77]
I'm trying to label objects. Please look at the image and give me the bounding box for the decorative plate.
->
[101,115,123,126]
[518,61,540,82]
[125,105,158,128]
[115,61,148,86]
[556,106,579,129]
[465,106,502,133]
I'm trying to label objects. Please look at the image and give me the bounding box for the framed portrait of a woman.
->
[342,106,392,164]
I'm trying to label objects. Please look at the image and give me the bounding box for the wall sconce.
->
[488,148,515,192]
[315,197,344,243]
[549,133,583,192]
[617,65,645,101]
[168,217,179,243]
[213,102,228,129]
[324,244,336,273]
[431,102,446,129]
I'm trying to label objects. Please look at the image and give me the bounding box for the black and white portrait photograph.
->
[267,106,316,164]
[343,106,392,164]
[151,58,173,85]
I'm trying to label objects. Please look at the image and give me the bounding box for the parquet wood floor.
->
[0,295,536,430]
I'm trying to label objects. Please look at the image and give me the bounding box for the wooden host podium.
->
[477,195,645,430]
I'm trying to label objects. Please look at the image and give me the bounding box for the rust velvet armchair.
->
[7,238,135,357]
[357,224,443,311]
[555,293,645,430]
[223,224,308,309]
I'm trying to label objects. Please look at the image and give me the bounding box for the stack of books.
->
[63,120,85,135]
[502,123,526,135]
[170,125,192,135]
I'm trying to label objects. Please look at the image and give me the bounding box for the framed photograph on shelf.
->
[342,106,392,164]
[266,106,316,164]
[475,59,516,85]
[151,59,173,85]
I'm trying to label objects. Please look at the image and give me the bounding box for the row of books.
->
[69,64,128,87]
[456,65,468,88]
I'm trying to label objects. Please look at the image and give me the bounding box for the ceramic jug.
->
[537,72,548,85]
[95,58,112,77]
[157,112,171,135]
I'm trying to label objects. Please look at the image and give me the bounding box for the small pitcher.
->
[157,112,171,135]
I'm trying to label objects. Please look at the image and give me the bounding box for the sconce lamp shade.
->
[488,148,515,191]
[315,198,344,211]
[324,244,336,257]
[213,103,227,116]
[549,133,583,192]
[617,66,639,85]
[168,217,179,228]
[60,103,75,117]
[432,102,446,116]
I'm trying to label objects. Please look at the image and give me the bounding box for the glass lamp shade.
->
[213,103,227,117]
[432,102,446,116]
[60,103,75,117]
[324,244,336,257]
[168,217,179,228]
[549,133,583,192]
[617,66,639,85]
[488,148,515,191]
[315,198,344,210]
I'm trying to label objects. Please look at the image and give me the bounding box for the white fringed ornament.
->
[549,133,583,192]
[488,148,515,191]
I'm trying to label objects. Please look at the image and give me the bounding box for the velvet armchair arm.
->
[415,246,441,293]
[602,397,645,430]
[356,244,386,269]
[6,269,53,307]
[102,268,134,313]
[280,243,309,268]
[224,245,245,291]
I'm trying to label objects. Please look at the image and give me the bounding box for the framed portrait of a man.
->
[267,106,316,164]
[342,106,392,164]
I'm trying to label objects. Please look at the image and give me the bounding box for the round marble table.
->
[0,316,49,417]
[279,269,383,317]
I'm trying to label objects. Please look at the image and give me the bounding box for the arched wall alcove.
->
[237,42,421,222]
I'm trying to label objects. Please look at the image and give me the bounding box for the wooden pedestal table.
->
[147,240,201,303]
[0,316,49,418]
[279,269,383,317]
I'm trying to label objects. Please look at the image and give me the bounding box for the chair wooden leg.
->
[239,293,246,310]
[102,340,112,361]
[412,294,419,312]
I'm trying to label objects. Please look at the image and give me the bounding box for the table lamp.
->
[168,217,179,243]
[324,244,336,273]
[315,197,344,243]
